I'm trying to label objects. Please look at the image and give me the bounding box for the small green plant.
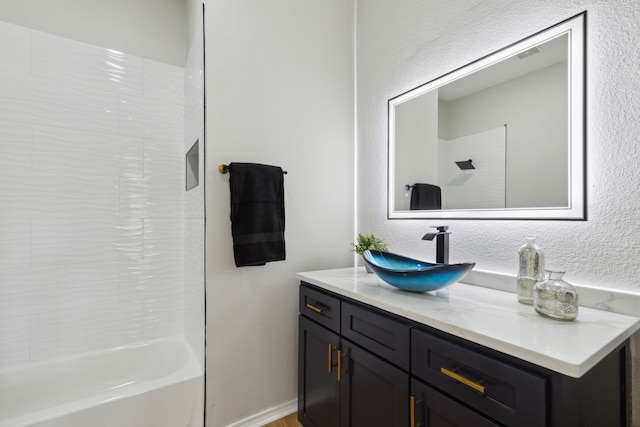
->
[352,232,389,255]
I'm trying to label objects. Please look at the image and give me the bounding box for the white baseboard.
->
[225,399,297,427]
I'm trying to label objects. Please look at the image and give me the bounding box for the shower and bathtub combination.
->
[0,336,202,427]
[0,1,205,426]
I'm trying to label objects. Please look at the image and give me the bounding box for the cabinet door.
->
[340,341,409,427]
[298,316,341,427]
[410,379,500,427]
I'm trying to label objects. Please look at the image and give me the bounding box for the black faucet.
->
[422,226,450,264]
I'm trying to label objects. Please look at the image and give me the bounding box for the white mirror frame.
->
[388,12,585,220]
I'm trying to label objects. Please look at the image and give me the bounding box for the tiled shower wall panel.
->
[184,2,206,372]
[0,20,185,368]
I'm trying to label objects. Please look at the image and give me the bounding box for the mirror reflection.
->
[388,13,585,220]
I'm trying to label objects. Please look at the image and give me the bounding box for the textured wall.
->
[356,0,640,422]
[357,0,640,291]
[0,20,186,368]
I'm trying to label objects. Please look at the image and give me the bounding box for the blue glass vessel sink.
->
[363,250,475,292]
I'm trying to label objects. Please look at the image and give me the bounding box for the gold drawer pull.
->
[305,302,326,313]
[410,395,422,427]
[327,344,338,373]
[440,367,486,394]
[337,350,347,381]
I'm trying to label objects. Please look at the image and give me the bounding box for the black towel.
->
[410,183,442,210]
[229,162,286,267]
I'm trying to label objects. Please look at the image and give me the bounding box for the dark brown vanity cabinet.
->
[298,284,409,427]
[298,316,341,427]
[298,282,629,427]
[411,329,546,427]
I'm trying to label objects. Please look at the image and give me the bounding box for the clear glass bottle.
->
[517,237,545,304]
[533,270,579,321]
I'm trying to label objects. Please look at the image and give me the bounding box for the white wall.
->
[0,19,186,367]
[204,0,355,425]
[0,0,186,66]
[394,90,438,210]
[357,0,640,422]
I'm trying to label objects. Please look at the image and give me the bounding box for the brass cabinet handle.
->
[440,367,486,394]
[327,344,338,373]
[337,350,347,381]
[410,395,422,427]
[305,302,326,313]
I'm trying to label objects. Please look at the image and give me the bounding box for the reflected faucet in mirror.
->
[422,226,450,264]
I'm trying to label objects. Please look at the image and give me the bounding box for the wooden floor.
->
[262,412,302,427]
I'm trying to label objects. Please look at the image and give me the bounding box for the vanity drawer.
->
[299,283,341,333]
[341,301,410,370]
[412,328,547,427]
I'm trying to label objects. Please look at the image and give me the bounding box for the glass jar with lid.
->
[533,270,579,321]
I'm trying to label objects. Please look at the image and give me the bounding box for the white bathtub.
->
[0,335,203,427]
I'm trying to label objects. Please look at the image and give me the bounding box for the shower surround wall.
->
[0,20,186,368]
[183,0,206,371]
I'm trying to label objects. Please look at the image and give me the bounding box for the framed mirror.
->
[388,12,585,220]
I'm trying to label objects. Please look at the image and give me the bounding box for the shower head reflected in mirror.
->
[455,159,475,170]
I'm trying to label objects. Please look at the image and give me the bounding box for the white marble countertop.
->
[296,267,640,378]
